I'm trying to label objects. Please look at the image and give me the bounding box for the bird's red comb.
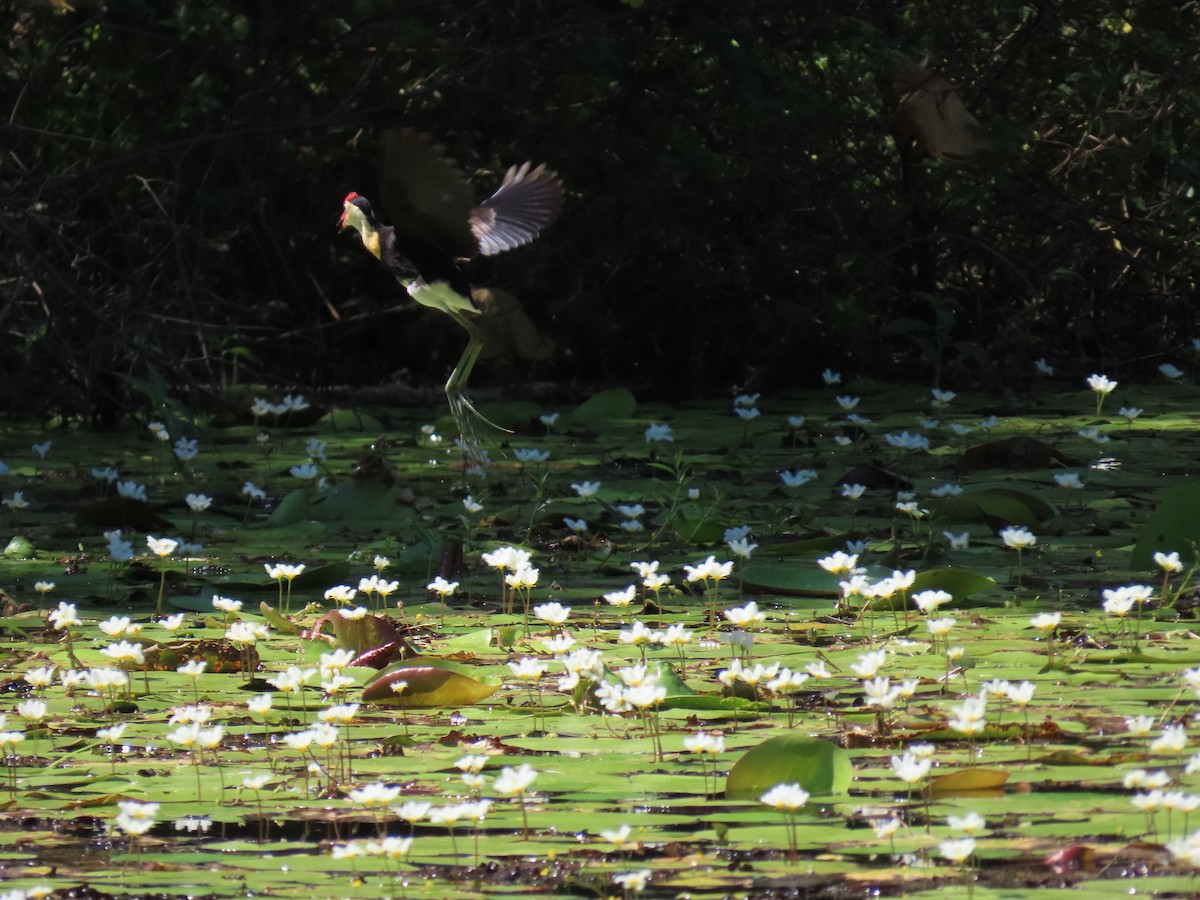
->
[338,192,360,229]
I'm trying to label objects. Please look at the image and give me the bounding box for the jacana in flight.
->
[339,129,563,457]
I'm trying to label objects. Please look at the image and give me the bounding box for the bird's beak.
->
[338,205,351,231]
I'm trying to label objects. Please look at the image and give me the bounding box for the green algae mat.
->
[2,373,1200,898]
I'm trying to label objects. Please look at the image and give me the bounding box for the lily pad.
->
[569,387,637,421]
[929,767,1009,795]
[724,734,852,799]
[1131,478,1200,568]
[269,478,416,526]
[305,610,416,666]
[739,563,889,597]
[773,534,864,556]
[910,567,996,602]
[210,560,352,594]
[75,497,172,531]
[361,657,501,708]
[933,486,1055,529]
[959,436,1075,470]
[673,505,725,543]
[259,602,303,635]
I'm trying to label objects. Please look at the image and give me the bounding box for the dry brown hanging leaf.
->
[892,59,991,160]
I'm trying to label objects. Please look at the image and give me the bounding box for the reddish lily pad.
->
[305,611,416,667]
[362,657,501,708]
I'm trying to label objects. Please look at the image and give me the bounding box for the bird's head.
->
[338,193,383,259]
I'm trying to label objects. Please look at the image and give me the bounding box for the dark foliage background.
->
[3,0,1198,419]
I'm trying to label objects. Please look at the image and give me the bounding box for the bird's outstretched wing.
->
[377,129,478,259]
[470,162,564,257]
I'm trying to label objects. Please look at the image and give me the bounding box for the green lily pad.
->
[910,567,996,602]
[211,560,352,594]
[649,660,694,697]
[1131,478,1200,568]
[666,695,761,711]
[724,734,851,799]
[269,478,417,526]
[773,534,864,556]
[75,497,172,531]
[739,563,889,597]
[673,505,725,543]
[569,387,637,421]
[317,408,385,431]
[933,486,1055,529]
[258,602,303,634]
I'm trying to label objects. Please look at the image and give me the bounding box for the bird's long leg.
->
[444,310,511,460]
[444,310,484,398]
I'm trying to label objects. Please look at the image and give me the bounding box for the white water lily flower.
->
[1000,525,1036,550]
[760,782,809,810]
[493,764,538,795]
[1155,551,1184,574]
[1030,612,1061,632]
[891,752,931,785]
[947,811,986,834]
[940,837,976,863]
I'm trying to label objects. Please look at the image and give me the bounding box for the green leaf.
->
[569,387,637,421]
[265,489,314,527]
[270,479,419,526]
[772,534,864,556]
[739,563,889,597]
[649,660,694,697]
[258,602,301,633]
[910,567,996,601]
[316,408,385,431]
[673,505,725,543]
[75,497,173,531]
[724,734,852,799]
[210,561,351,594]
[933,486,1055,529]
[287,561,349,590]
[1131,478,1200,568]
[664,695,759,711]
